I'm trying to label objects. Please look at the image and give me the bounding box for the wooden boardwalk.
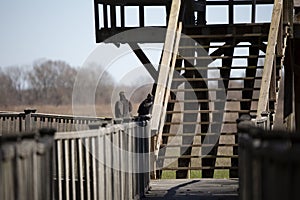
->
[142,179,239,200]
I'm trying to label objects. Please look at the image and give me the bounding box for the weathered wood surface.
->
[53,122,150,200]
[142,179,238,200]
[151,0,181,133]
[256,0,283,117]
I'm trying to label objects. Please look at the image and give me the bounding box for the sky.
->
[0,0,96,67]
[0,0,273,79]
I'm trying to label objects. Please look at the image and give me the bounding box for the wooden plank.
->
[112,132,120,200]
[167,109,257,114]
[64,140,70,200]
[57,140,63,200]
[171,87,262,92]
[161,166,238,170]
[105,134,112,200]
[91,137,97,200]
[160,155,239,159]
[155,22,182,156]
[85,138,91,200]
[77,139,84,200]
[70,139,76,200]
[151,0,181,132]
[160,143,238,147]
[257,0,283,118]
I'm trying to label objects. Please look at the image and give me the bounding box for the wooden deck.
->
[142,179,239,200]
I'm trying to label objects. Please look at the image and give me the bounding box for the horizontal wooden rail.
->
[0,110,112,135]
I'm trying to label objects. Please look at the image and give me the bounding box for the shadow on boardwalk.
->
[142,179,238,200]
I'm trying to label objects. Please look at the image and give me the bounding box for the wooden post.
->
[24,108,36,132]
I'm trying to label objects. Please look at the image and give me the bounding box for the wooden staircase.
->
[154,23,283,179]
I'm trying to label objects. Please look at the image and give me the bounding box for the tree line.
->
[0,59,115,106]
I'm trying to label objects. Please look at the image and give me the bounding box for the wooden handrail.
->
[155,22,182,157]
[151,0,181,134]
[256,0,283,119]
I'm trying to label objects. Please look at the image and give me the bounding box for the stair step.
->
[161,132,237,137]
[179,44,267,49]
[178,55,266,60]
[172,77,263,81]
[160,144,238,148]
[161,166,238,170]
[174,65,282,70]
[166,110,257,114]
[183,23,270,36]
[167,99,259,103]
[171,88,262,92]
[181,33,268,39]
[159,155,239,159]
[164,121,237,125]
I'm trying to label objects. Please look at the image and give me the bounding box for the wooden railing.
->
[238,120,300,200]
[53,121,150,200]
[0,110,112,135]
[0,129,56,200]
[1,121,150,200]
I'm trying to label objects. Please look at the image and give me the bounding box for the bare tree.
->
[0,68,15,106]
[27,60,77,105]
[3,65,28,104]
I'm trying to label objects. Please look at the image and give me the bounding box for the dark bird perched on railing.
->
[137,93,154,121]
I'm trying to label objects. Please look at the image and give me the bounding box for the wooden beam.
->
[151,0,181,132]
[128,43,158,80]
[256,0,283,118]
